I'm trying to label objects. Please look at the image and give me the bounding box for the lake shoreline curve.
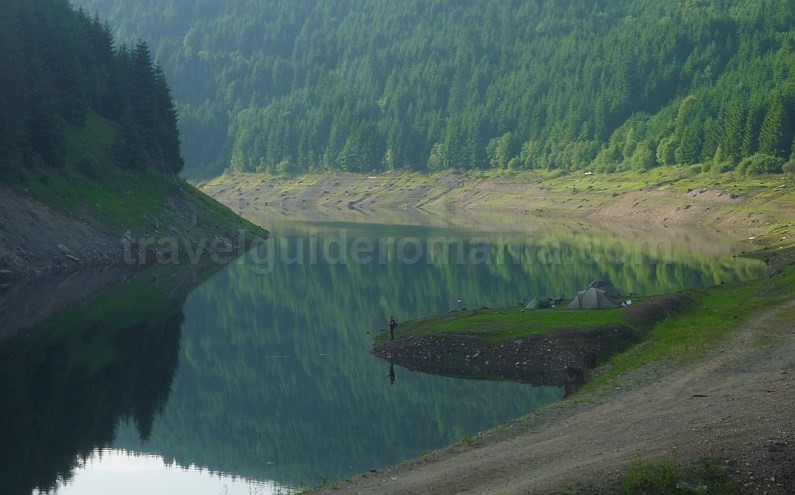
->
[307,248,795,494]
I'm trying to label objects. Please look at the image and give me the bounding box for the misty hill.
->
[70,0,794,178]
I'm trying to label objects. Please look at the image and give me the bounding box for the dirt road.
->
[312,300,795,494]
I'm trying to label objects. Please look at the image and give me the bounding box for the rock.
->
[0,269,17,283]
[65,254,80,262]
[57,244,69,253]
[675,481,708,493]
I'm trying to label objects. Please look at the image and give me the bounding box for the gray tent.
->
[567,287,619,309]
[589,279,615,291]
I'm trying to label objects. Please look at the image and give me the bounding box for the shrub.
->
[737,153,784,175]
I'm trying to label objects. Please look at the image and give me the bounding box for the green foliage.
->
[389,306,629,346]
[70,0,795,178]
[737,153,785,175]
[619,457,739,494]
[0,0,183,182]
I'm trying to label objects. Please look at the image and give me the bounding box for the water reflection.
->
[0,216,766,494]
[0,269,187,495]
[37,449,285,495]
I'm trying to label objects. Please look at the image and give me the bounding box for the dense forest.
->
[0,0,183,180]
[69,0,795,179]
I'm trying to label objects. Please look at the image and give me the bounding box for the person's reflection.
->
[387,363,396,385]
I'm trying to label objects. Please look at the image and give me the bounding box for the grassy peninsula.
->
[355,243,795,494]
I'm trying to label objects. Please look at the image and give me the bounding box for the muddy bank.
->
[374,328,630,390]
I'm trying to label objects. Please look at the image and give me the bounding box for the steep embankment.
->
[0,173,267,346]
[0,176,266,280]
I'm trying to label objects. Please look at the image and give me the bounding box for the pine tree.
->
[759,98,786,158]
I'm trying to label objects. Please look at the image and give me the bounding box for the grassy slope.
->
[55,112,264,236]
[8,112,266,266]
[375,304,628,346]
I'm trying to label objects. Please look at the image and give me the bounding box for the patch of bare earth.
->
[313,299,795,494]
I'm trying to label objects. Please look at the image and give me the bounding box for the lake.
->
[0,212,764,494]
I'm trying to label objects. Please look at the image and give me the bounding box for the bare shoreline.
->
[198,169,794,246]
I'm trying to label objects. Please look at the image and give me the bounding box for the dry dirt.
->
[199,171,795,245]
[312,299,795,494]
[0,183,123,278]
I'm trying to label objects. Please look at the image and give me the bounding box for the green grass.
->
[15,112,176,233]
[582,245,795,392]
[616,457,740,495]
[382,243,795,393]
[378,305,629,346]
[14,111,266,239]
[374,246,795,495]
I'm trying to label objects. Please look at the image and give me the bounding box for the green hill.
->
[70,0,795,178]
[0,0,265,277]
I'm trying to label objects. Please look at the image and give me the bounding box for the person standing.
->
[388,316,397,341]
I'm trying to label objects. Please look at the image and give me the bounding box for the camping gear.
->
[588,279,619,294]
[567,287,619,309]
[525,298,552,310]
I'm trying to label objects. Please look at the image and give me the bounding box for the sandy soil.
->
[312,298,795,494]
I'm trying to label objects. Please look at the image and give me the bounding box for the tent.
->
[589,279,615,292]
[567,287,619,309]
[525,298,552,310]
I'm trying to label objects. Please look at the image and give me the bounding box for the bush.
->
[737,153,784,175]
[74,155,103,179]
[783,160,795,175]
[710,161,737,175]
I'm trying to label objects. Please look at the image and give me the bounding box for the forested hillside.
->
[0,0,182,180]
[70,0,795,178]
[0,0,266,277]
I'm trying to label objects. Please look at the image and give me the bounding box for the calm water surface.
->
[1,214,764,494]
